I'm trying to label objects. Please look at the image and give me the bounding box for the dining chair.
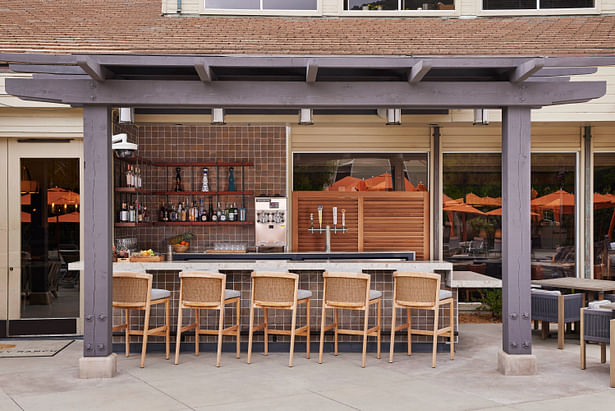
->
[112,272,170,368]
[174,271,240,367]
[318,272,382,368]
[388,271,454,368]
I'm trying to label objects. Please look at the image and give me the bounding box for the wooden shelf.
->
[152,191,253,196]
[114,222,152,227]
[152,161,253,167]
[153,221,253,226]
[114,187,152,194]
[115,155,153,165]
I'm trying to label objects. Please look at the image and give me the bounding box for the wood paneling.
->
[293,191,429,260]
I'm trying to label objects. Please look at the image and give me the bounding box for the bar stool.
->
[388,271,454,368]
[174,272,240,367]
[318,272,382,368]
[112,272,170,368]
[247,272,311,367]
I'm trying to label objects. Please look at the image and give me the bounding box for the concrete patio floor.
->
[1,324,614,410]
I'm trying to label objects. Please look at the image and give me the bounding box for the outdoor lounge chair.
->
[580,299,615,387]
[531,288,583,349]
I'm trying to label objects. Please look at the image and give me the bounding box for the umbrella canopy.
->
[531,189,574,208]
[486,207,539,217]
[326,176,364,192]
[443,194,463,206]
[465,193,502,207]
[594,192,615,210]
[443,203,485,215]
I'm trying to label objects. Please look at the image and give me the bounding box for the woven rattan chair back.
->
[323,272,370,308]
[393,272,440,307]
[179,272,224,306]
[113,272,152,306]
[252,272,298,306]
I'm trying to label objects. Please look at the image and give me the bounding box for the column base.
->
[79,354,118,379]
[497,350,537,376]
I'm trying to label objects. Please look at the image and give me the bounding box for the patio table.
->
[532,277,615,302]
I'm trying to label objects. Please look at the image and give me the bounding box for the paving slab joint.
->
[497,350,537,376]
[79,353,118,379]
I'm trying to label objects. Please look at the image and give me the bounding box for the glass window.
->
[483,0,593,9]
[593,153,615,280]
[293,153,428,192]
[205,0,317,10]
[345,0,454,10]
[442,152,577,282]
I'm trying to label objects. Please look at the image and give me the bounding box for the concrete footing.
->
[79,353,118,379]
[497,350,537,375]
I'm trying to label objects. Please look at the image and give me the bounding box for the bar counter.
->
[69,259,456,352]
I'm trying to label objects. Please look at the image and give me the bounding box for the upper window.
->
[483,0,593,9]
[345,0,455,11]
[205,0,318,10]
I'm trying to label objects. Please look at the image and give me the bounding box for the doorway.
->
[2,138,83,336]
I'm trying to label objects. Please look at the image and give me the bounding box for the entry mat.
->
[0,339,74,358]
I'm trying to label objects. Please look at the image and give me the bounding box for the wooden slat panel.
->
[293,191,429,260]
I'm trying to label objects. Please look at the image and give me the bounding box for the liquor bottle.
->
[217,202,223,221]
[143,205,149,222]
[129,203,136,222]
[191,201,198,222]
[135,166,141,189]
[125,165,132,187]
[137,202,143,223]
[209,199,217,222]
[159,202,166,222]
[170,204,177,222]
[201,167,210,192]
[163,204,169,222]
[120,202,129,222]
[228,167,236,192]
[199,199,207,222]
[180,201,187,222]
[233,203,239,220]
[174,167,183,192]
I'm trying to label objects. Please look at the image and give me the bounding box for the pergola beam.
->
[510,59,545,83]
[5,78,606,108]
[533,67,598,77]
[306,61,318,83]
[194,63,212,83]
[409,61,432,84]
[76,56,107,82]
[9,64,86,75]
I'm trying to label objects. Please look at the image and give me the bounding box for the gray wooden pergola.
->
[2,52,612,371]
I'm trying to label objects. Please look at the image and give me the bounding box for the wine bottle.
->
[120,202,129,222]
[201,167,210,192]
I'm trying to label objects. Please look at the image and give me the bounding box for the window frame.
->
[202,0,322,15]
[480,0,599,15]
[340,0,458,14]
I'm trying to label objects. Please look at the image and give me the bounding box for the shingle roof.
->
[1,0,615,56]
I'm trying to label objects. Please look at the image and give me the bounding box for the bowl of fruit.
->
[170,233,193,253]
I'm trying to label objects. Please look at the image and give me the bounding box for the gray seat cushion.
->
[369,289,382,300]
[151,288,171,300]
[531,288,561,296]
[439,289,453,300]
[297,289,312,300]
[225,289,241,300]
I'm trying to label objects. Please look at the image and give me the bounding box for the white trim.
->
[201,0,322,15]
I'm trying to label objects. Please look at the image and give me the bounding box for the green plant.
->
[478,288,502,319]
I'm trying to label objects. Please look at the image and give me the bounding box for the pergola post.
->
[79,105,117,378]
[498,106,536,375]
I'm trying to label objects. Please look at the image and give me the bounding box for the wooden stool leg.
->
[125,308,130,357]
[165,299,170,360]
[361,306,369,368]
[216,305,225,367]
[601,343,607,364]
[247,303,255,364]
[389,304,397,363]
[306,299,311,359]
[235,299,241,359]
[432,306,439,368]
[541,321,549,339]
[534,320,539,330]
[376,299,381,360]
[195,308,200,356]
[557,295,564,350]
[610,320,615,387]
[174,306,183,365]
[334,308,339,356]
[264,307,269,356]
[580,308,586,369]
[407,308,412,356]
[289,305,297,368]
[449,300,455,360]
[318,305,326,364]
[141,304,151,368]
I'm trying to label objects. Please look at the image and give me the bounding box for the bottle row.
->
[158,199,247,223]
[118,201,150,223]
[124,165,143,189]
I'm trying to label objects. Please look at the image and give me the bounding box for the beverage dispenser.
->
[255,197,287,251]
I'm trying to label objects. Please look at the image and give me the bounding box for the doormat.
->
[0,340,74,358]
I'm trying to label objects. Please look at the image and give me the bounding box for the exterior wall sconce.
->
[119,107,134,124]
[211,108,225,125]
[299,108,313,125]
[473,108,489,125]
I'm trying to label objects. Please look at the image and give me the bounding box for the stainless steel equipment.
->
[255,197,287,250]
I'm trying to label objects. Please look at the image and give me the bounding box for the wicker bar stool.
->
[318,272,382,368]
[112,272,171,368]
[174,272,241,367]
[247,272,311,367]
[388,271,454,368]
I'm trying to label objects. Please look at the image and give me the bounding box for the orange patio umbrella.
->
[486,208,539,217]
[594,192,615,241]
[326,176,363,192]
[465,193,502,207]
[443,203,485,242]
[442,194,463,237]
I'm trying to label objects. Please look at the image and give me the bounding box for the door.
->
[4,138,83,336]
